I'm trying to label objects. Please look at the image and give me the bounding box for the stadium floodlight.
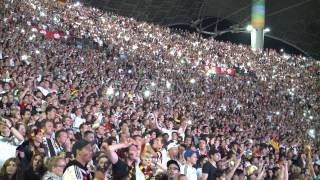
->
[144,90,151,98]
[166,81,171,89]
[21,55,28,60]
[246,25,253,32]
[74,1,81,6]
[264,27,270,33]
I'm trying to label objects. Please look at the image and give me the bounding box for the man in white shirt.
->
[181,149,198,180]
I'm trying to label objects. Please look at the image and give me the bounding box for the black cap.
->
[72,140,91,156]
[167,160,180,171]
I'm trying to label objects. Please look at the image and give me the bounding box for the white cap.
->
[167,143,179,151]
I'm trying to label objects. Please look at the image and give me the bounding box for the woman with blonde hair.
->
[42,156,66,180]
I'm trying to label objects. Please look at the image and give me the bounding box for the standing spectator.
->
[102,140,145,179]
[167,160,181,180]
[201,149,220,180]
[42,120,57,158]
[181,149,198,180]
[0,117,24,167]
[23,153,46,180]
[62,140,93,180]
[42,157,66,180]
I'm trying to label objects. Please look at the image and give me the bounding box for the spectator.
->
[181,149,198,180]
[23,153,46,180]
[63,140,93,179]
[102,140,145,179]
[42,156,66,180]
[167,160,181,180]
[0,158,22,180]
[201,149,220,180]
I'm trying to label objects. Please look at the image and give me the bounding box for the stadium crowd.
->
[0,0,319,179]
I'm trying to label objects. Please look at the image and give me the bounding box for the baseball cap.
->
[72,140,91,156]
[184,149,197,160]
[167,160,180,171]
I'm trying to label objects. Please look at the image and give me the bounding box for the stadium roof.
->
[89,0,320,59]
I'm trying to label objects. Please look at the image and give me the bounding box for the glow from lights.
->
[246,25,253,32]
[21,55,28,60]
[151,82,156,87]
[264,28,270,33]
[190,78,196,84]
[74,2,81,7]
[40,11,46,17]
[144,90,151,98]
[166,81,171,89]
[35,50,40,54]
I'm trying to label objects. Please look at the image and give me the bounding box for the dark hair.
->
[79,122,89,130]
[199,137,207,143]
[106,137,117,145]
[21,109,31,116]
[45,106,56,114]
[15,122,25,131]
[66,128,73,133]
[83,130,94,139]
[55,129,67,139]
[54,121,63,128]
[42,119,53,128]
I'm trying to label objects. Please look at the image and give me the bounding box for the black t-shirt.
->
[112,159,130,180]
[202,161,218,180]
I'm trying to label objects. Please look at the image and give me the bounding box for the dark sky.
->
[170,17,307,57]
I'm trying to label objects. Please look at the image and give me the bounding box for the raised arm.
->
[154,112,163,130]
[226,158,241,180]
[101,141,133,164]
[3,117,24,141]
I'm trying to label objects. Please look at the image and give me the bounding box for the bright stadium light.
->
[246,25,253,32]
[144,90,151,98]
[166,81,171,89]
[264,27,270,33]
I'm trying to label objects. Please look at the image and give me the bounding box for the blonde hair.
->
[46,156,65,171]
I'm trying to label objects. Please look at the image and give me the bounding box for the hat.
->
[184,149,197,160]
[167,160,180,171]
[72,140,91,156]
[167,142,179,151]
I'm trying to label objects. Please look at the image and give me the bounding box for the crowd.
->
[0,0,319,179]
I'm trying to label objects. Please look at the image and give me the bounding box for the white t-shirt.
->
[181,164,198,180]
[0,136,22,168]
[71,114,86,131]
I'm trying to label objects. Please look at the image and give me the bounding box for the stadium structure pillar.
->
[251,0,265,51]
